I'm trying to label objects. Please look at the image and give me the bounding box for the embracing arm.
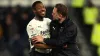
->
[34,43,55,49]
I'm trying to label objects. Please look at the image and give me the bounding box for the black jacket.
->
[44,18,80,56]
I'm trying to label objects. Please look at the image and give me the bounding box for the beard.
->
[53,17,60,21]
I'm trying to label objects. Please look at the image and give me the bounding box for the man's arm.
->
[33,24,77,47]
[31,35,54,49]
[34,43,54,49]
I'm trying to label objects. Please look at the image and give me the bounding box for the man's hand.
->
[32,35,44,43]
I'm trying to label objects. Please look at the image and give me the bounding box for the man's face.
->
[34,3,46,17]
[52,7,59,20]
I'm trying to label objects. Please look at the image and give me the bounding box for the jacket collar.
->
[60,18,70,27]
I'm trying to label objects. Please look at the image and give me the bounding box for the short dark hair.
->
[32,1,42,10]
[55,4,67,17]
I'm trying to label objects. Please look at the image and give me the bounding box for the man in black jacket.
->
[32,3,80,56]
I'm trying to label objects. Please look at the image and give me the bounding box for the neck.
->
[35,15,43,21]
[59,17,66,23]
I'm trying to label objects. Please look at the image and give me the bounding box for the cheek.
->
[36,10,41,14]
[37,10,41,13]
[44,9,46,11]
[55,14,58,18]
[52,13,54,17]
[36,9,41,12]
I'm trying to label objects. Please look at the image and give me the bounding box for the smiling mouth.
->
[41,11,45,14]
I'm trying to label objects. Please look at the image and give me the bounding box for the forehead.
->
[35,3,44,8]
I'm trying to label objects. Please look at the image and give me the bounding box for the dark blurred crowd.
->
[0,5,35,56]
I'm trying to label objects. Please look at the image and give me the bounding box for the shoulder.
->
[65,19,77,30]
[27,18,35,28]
[44,18,51,22]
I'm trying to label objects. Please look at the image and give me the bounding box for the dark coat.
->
[44,18,80,56]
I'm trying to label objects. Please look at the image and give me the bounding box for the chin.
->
[41,15,45,17]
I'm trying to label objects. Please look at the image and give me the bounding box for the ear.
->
[32,9,36,13]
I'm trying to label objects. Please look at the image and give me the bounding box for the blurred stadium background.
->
[0,0,100,56]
